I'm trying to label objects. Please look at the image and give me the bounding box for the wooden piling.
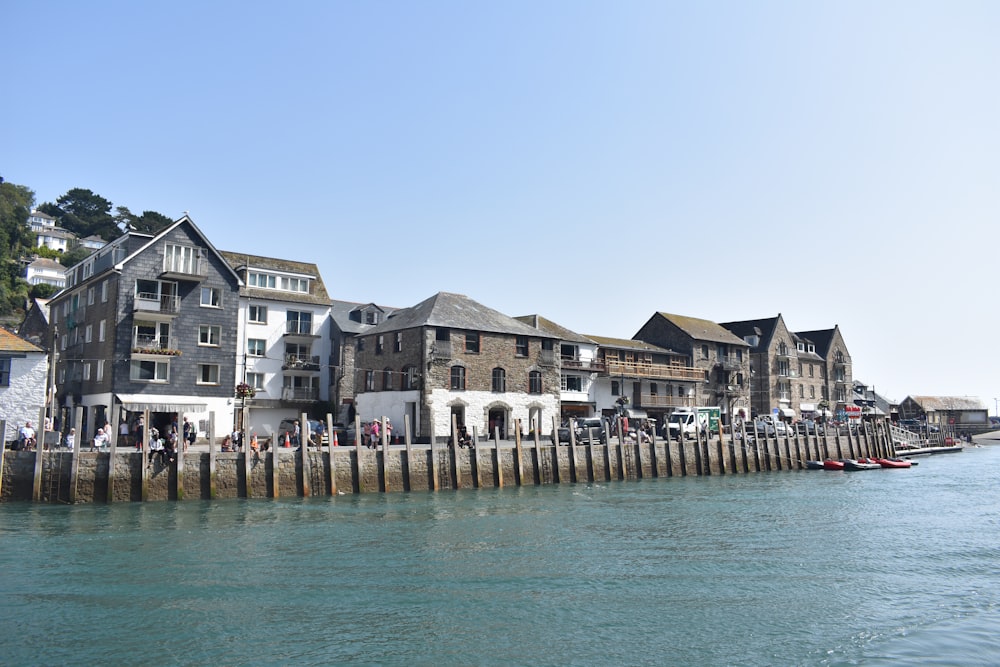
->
[514,419,525,486]
[402,414,412,493]
[353,415,363,494]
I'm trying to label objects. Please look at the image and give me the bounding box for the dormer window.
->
[365,311,378,325]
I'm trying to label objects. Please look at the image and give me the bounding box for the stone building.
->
[796,326,852,417]
[514,315,600,422]
[329,300,396,425]
[47,216,242,441]
[353,292,560,442]
[633,312,751,424]
[0,327,48,444]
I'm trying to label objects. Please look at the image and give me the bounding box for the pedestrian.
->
[92,427,109,452]
[370,419,381,449]
[133,416,144,451]
[19,421,36,450]
[362,421,371,448]
[65,428,76,450]
[182,417,195,452]
[119,420,130,448]
[385,418,393,444]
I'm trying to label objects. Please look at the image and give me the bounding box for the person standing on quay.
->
[370,419,380,449]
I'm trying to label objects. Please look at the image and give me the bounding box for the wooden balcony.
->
[638,394,693,408]
[605,359,702,382]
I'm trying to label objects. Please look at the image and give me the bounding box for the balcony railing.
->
[282,354,320,371]
[638,394,693,408]
[281,387,319,402]
[132,335,177,352]
[160,258,206,280]
[284,321,316,336]
[605,359,703,382]
[561,357,606,372]
[716,357,742,371]
[134,293,180,315]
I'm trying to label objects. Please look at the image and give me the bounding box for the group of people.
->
[362,418,393,449]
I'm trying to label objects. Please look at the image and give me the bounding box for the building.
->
[28,210,74,253]
[329,300,396,425]
[48,216,241,441]
[515,315,600,422]
[18,298,52,348]
[633,312,751,424]
[795,326,852,419]
[897,396,988,430]
[220,251,333,441]
[0,327,49,444]
[24,257,66,289]
[353,292,561,441]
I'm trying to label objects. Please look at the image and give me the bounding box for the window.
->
[98,320,105,342]
[528,370,542,394]
[402,366,418,390]
[279,276,309,293]
[87,287,94,305]
[249,305,267,324]
[799,385,804,398]
[286,311,312,335]
[650,382,658,395]
[164,244,198,274]
[85,325,92,343]
[247,339,266,357]
[197,364,220,385]
[395,332,403,353]
[246,372,265,390]
[201,287,221,307]
[199,325,221,346]
[83,363,91,381]
[248,272,276,289]
[376,335,384,354]
[365,311,378,325]
[364,370,375,391]
[357,337,365,352]
[101,280,108,303]
[611,380,620,396]
[516,335,528,357]
[96,360,104,382]
[560,344,578,361]
[701,344,709,358]
[450,366,466,390]
[492,367,506,392]
[131,360,169,382]
[0,358,13,385]
[561,375,582,391]
[383,368,393,390]
[465,332,480,354]
[809,364,814,378]
[810,386,816,399]
[736,349,743,362]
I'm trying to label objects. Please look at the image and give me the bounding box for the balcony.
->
[431,340,452,360]
[133,293,180,318]
[132,335,180,356]
[638,393,693,408]
[281,386,319,402]
[715,357,742,371]
[605,359,703,382]
[282,354,321,371]
[561,357,606,372]
[283,321,318,340]
[159,259,206,282]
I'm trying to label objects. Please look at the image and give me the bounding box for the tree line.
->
[0,178,172,319]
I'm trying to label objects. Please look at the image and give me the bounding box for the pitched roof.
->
[330,299,398,335]
[796,328,838,356]
[369,292,556,338]
[907,396,986,411]
[585,334,677,355]
[119,216,241,285]
[0,327,44,353]
[220,250,331,306]
[654,312,749,346]
[720,316,780,351]
[514,315,595,344]
[26,257,65,271]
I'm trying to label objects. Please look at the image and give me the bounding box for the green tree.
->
[29,283,58,299]
[115,206,173,234]
[60,244,92,269]
[41,188,121,241]
[0,181,36,316]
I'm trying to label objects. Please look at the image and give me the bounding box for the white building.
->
[0,327,49,444]
[221,252,333,443]
[25,257,66,288]
[28,210,74,253]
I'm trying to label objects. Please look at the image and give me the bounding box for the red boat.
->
[822,459,845,471]
[875,457,913,469]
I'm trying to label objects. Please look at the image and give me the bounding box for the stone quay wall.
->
[1,425,896,504]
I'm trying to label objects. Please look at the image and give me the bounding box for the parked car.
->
[796,420,825,436]
[277,418,329,446]
[574,417,607,444]
[753,419,775,437]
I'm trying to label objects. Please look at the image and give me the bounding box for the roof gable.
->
[370,292,556,338]
[652,312,749,347]
[0,327,44,354]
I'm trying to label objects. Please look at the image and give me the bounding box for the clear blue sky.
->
[5,1,999,411]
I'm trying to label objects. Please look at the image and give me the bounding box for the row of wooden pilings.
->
[0,411,896,503]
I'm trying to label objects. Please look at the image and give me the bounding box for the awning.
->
[780,408,796,418]
[625,408,649,420]
[116,394,208,413]
[800,403,816,412]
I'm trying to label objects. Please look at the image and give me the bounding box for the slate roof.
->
[796,328,837,357]
[0,327,44,354]
[907,396,986,411]
[585,335,677,355]
[220,250,331,306]
[720,316,779,351]
[26,257,65,272]
[655,312,749,346]
[330,299,397,335]
[514,315,595,345]
[368,292,557,338]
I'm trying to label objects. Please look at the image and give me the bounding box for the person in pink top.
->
[370,419,381,449]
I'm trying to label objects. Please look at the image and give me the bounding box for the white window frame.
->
[197,364,220,385]
[131,360,169,382]
[199,325,221,347]
[96,360,104,382]
[248,305,267,324]
[247,338,266,357]
[246,372,265,390]
[85,325,93,343]
[200,287,221,308]
[164,244,197,274]
[98,320,106,342]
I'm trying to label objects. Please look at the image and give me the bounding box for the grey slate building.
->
[329,300,396,425]
[48,216,241,440]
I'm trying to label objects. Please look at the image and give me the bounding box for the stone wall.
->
[0,353,48,442]
[1,425,897,504]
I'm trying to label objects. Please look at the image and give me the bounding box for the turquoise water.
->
[2,445,999,666]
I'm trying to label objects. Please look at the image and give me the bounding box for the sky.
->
[4,1,999,412]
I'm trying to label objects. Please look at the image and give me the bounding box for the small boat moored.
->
[822,459,846,471]
[843,458,882,471]
[805,460,825,470]
[875,457,913,469]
